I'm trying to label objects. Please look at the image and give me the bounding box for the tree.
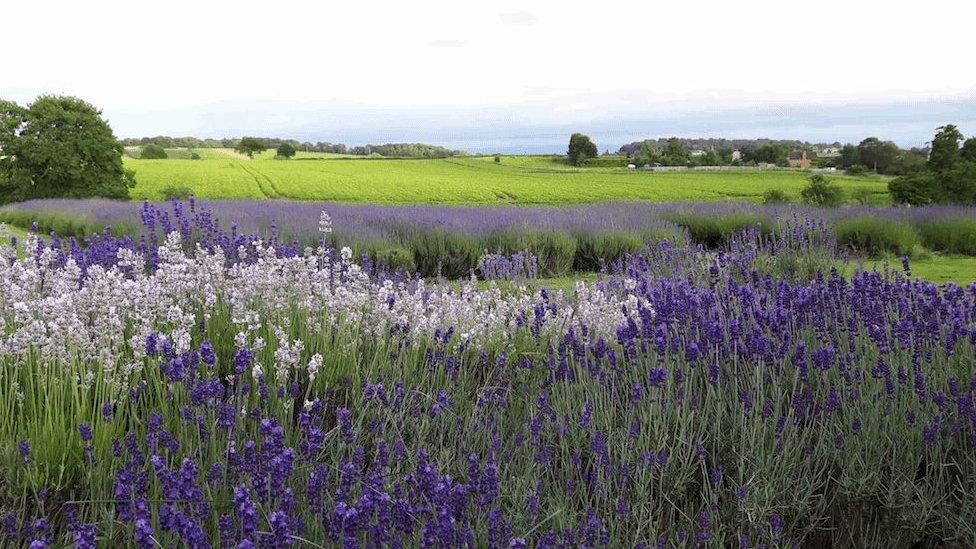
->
[276,143,297,159]
[800,174,844,207]
[662,137,689,166]
[961,137,976,162]
[0,95,134,204]
[928,124,962,172]
[889,125,976,205]
[235,137,267,159]
[749,144,789,166]
[140,144,168,159]
[857,137,900,173]
[837,144,860,168]
[567,133,598,166]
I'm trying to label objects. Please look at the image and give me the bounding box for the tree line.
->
[889,125,976,205]
[121,136,465,158]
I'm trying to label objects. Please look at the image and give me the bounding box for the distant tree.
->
[235,137,267,158]
[927,125,963,172]
[276,143,297,159]
[140,144,168,159]
[662,137,689,166]
[494,155,501,163]
[634,142,663,166]
[837,144,860,168]
[800,174,844,207]
[888,151,926,175]
[749,144,789,166]
[699,150,723,166]
[0,95,134,204]
[857,137,900,173]
[890,124,976,205]
[567,133,598,166]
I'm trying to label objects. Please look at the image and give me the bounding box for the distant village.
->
[610,136,927,176]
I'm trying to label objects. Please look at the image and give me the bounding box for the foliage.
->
[567,133,598,166]
[234,137,267,158]
[159,185,194,201]
[915,216,976,255]
[664,212,776,248]
[139,144,168,159]
[0,95,134,204]
[857,137,900,172]
[834,215,920,257]
[275,143,297,159]
[761,189,790,204]
[800,174,844,207]
[748,143,790,166]
[889,125,976,205]
[348,143,462,157]
[572,231,644,271]
[2,203,976,545]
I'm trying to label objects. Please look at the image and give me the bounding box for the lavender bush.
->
[0,205,974,546]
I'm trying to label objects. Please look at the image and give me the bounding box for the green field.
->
[123,153,890,204]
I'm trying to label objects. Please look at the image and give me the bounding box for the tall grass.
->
[662,212,776,248]
[835,215,920,257]
[915,216,976,255]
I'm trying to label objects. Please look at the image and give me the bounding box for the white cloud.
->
[498,11,539,26]
[2,0,973,144]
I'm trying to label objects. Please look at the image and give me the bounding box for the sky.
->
[4,0,975,152]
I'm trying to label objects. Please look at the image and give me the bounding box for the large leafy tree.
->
[928,124,962,172]
[889,124,976,205]
[662,137,690,166]
[959,137,976,162]
[0,95,134,204]
[276,143,297,159]
[567,133,598,166]
[857,137,900,173]
[234,137,267,159]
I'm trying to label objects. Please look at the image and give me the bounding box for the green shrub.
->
[640,228,688,247]
[160,185,194,201]
[573,231,644,271]
[852,188,874,205]
[140,144,168,159]
[0,209,137,239]
[762,189,790,204]
[362,243,416,273]
[847,164,869,176]
[801,174,844,207]
[663,213,776,248]
[835,216,919,257]
[915,217,976,255]
[482,229,576,277]
[406,231,481,278]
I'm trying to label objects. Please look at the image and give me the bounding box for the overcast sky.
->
[4,0,974,152]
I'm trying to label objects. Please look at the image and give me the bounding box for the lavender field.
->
[0,201,974,547]
[3,198,975,280]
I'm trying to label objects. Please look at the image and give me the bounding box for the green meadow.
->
[122,153,890,204]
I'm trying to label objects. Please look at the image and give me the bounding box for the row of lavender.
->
[2,199,975,278]
[0,203,974,546]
